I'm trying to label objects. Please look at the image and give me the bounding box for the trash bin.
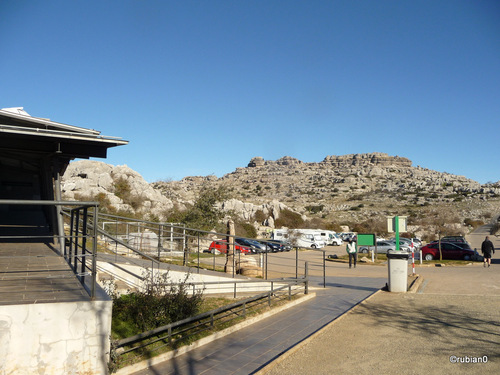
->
[387,250,410,292]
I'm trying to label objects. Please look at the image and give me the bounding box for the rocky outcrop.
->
[62,160,173,220]
[321,152,412,168]
[220,199,288,222]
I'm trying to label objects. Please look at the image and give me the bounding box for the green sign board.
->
[357,234,375,246]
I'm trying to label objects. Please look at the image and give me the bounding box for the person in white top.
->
[346,239,357,269]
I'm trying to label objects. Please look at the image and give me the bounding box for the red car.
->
[421,242,476,261]
[208,240,251,254]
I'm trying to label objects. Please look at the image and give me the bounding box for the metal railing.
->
[113,277,308,364]
[83,212,318,280]
[0,199,99,299]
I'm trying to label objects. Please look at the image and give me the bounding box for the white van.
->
[314,230,343,246]
[273,229,325,249]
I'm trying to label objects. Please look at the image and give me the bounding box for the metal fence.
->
[0,199,99,299]
[113,277,308,366]
[89,212,325,281]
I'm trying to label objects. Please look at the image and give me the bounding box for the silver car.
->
[358,240,410,254]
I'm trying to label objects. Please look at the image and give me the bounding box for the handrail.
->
[114,279,305,351]
[0,199,99,299]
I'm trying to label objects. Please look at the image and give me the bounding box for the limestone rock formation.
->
[62,160,173,220]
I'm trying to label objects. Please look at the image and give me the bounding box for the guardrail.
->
[0,199,99,299]
[112,277,308,365]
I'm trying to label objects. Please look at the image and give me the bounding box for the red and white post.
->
[411,240,415,275]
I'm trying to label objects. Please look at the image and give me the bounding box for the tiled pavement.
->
[0,242,90,305]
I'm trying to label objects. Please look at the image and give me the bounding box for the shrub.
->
[113,177,131,200]
[274,208,304,229]
[305,205,324,214]
[253,209,267,223]
[110,271,203,336]
[235,221,258,238]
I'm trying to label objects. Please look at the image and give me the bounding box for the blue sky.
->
[1,1,499,183]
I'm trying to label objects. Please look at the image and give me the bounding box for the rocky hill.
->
[62,153,500,238]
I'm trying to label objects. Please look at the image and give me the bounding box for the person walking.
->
[481,236,495,267]
[346,239,357,268]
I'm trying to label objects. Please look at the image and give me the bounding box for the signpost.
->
[387,215,415,275]
[387,216,407,251]
[358,234,376,262]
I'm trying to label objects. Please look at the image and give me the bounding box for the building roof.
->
[0,107,128,159]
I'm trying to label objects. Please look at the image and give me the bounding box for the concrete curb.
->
[408,275,424,293]
[114,292,317,375]
[254,288,383,375]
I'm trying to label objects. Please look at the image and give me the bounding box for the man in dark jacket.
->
[481,236,495,267]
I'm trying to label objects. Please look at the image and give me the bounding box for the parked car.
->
[421,242,476,261]
[259,240,281,252]
[235,238,267,253]
[208,240,251,254]
[440,236,469,245]
[428,240,472,250]
[268,240,292,252]
[340,232,356,242]
[389,237,421,250]
[358,240,410,254]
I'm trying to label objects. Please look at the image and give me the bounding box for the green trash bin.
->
[387,250,409,292]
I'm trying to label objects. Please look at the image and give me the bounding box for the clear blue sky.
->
[1,1,499,183]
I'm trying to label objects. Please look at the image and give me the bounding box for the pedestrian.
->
[481,236,495,267]
[346,239,357,268]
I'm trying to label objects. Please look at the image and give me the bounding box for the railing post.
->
[295,247,298,278]
[183,227,187,266]
[197,233,200,274]
[323,250,326,288]
[304,261,309,294]
[158,224,163,261]
[69,209,75,264]
[91,204,98,299]
[288,284,292,300]
[74,209,80,271]
[265,251,268,280]
[81,207,89,285]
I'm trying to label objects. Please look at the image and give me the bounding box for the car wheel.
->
[211,249,221,255]
[311,244,317,249]
[361,248,368,254]
[424,253,434,261]
[464,254,471,261]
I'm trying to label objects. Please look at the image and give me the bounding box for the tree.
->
[167,185,229,231]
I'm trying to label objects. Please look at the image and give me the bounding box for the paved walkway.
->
[127,275,386,375]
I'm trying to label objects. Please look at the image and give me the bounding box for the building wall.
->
[0,300,112,375]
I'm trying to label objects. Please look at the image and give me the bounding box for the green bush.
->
[305,205,324,214]
[110,271,203,336]
[235,221,258,238]
[253,209,267,223]
[274,208,304,229]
